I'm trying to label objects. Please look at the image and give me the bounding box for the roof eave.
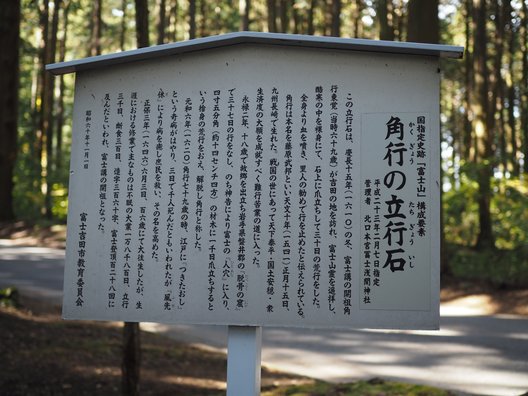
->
[46,32,464,76]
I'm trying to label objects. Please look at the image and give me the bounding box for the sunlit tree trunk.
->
[43,0,61,219]
[36,0,50,202]
[353,0,363,38]
[0,0,20,221]
[521,0,528,173]
[463,0,473,162]
[168,0,179,41]
[492,1,507,174]
[393,0,405,41]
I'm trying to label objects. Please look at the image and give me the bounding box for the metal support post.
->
[226,325,262,396]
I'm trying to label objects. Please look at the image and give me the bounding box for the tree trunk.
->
[199,0,207,37]
[307,0,317,35]
[279,0,288,33]
[473,0,495,249]
[291,0,300,34]
[463,0,473,161]
[188,0,196,39]
[521,0,528,173]
[168,0,179,41]
[0,0,20,221]
[240,0,250,31]
[499,75,507,174]
[43,0,61,219]
[122,322,141,396]
[324,0,332,36]
[353,0,363,38]
[55,0,71,171]
[120,0,127,50]
[36,0,50,201]
[493,0,507,174]
[135,0,150,47]
[89,0,102,57]
[393,0,405,41]
[506,3,519,176]
[267,0,277,32]
[157,0,166,44]
[331,0,341,37]
[407,0,439,43]
[377,0,394,41]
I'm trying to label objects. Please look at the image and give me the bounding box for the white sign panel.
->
[64,44,440,329]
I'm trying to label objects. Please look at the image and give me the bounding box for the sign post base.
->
[227,325,262,396]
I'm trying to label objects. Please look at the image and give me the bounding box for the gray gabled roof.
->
[46,31,464,76]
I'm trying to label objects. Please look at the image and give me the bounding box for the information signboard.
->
[50,33,463,330]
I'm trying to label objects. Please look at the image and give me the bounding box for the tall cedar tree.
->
[42,0,62,219]
[522,0,528,167]
[473,0,495,248]
[0,0,21,220]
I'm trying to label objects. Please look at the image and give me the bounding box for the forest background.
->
[1,0,528,287]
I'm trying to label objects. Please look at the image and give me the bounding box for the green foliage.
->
[443,173,528,286]
[0,287,20,308]
[447,243,528,287]
[263,379,455,396]
[443,173,528,250]
[492,179,528,249]
[443,172,479,246]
